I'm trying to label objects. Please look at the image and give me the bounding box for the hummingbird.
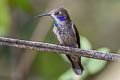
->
[35,8,84,75]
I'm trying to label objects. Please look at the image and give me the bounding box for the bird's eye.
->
[55,11,60,15]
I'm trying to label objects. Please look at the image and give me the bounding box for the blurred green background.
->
[0,0,120,80]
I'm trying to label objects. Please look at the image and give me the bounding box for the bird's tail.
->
[66,55,84,75]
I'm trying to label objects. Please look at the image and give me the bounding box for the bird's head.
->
[35,8,71,23]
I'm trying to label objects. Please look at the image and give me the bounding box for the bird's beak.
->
[34,13,51,19]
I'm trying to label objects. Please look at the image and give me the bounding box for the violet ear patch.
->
[57,16,65,21]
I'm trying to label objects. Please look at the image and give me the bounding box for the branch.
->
[0,37,119,61]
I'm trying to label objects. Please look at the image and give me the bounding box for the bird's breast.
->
[53,25,76,46]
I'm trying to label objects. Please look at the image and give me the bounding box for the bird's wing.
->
[72,24,80,48]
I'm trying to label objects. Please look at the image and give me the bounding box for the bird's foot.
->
[57,43,64,46]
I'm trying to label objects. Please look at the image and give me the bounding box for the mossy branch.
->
[0,37,119,61]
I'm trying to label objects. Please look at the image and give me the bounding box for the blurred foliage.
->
[8,0,33,12]
[0,0,11,36]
